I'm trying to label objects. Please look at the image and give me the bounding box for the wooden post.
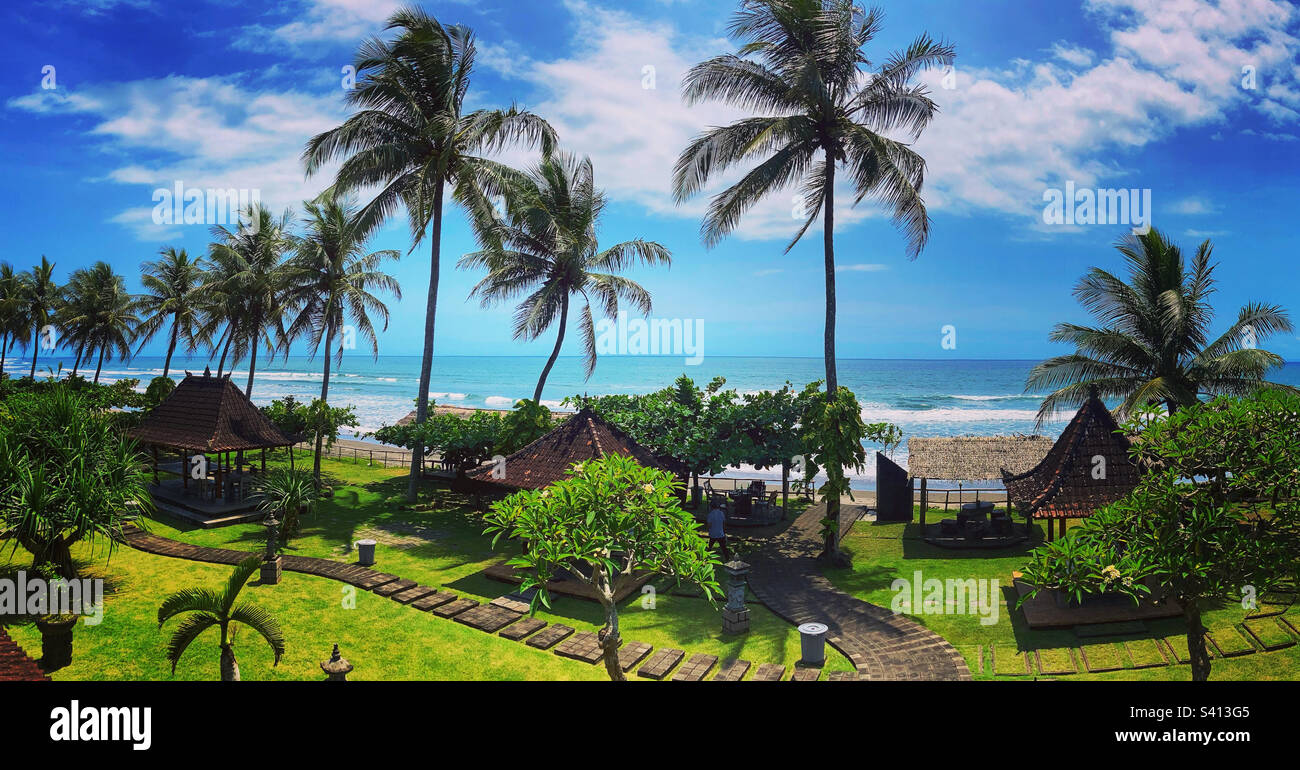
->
[289,445,295,471]
[182,450,188,490]
[151,446,159,485]
[261,448,267,473]
[918,478,928,527]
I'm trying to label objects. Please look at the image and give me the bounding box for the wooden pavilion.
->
[467,407,687,491]
[906,434,1054,527]
[1002,388,1141,541]
[127,371,295,526]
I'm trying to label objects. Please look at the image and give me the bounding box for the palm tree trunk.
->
[245,336,258,397]
[408,181,446,502]
[533,294,569,402]
[822,159,841,559]
[217,333,232,377]
[71,344,83,377]
[219,643,240,682]
[314,326,335,485]
[93,345,106,384]
[29,326,39,379]
[163,318,179,380]
[0,331,8,378]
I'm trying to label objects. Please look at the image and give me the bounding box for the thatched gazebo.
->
[467,408,686,491]
[127,372,294,510]
[906,435,1053,526]
[1002,389,1140,541]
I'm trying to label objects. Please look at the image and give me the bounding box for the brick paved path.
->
[747,504,971,681]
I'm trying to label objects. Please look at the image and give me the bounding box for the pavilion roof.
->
[906,435,1054,481]
[1001,391,1140,519]
[127,372,293,453]
[468,408,687,490]
[0,628,48,682]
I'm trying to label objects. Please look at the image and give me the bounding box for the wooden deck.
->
[147,477,264,528]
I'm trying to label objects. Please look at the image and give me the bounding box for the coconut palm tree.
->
[21,256,59,380]
[58,262,139,384]
[134,247,205,380]
[283,193,401,483]
[0,263,25,379]
[157,555,286,682]
[460,152,671,402]
[672,0,951,557]
[1028,228,1296,424]
[204,204,295,397]
[303,5,556,501]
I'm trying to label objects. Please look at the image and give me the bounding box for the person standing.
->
[707,502,730,561]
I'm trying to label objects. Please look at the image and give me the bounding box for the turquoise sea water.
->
[19,353,1299,489]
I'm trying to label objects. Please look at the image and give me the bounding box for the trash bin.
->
[356,539,377,567]
[798,622,828,665]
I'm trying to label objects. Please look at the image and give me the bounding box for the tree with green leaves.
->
[0,263,27,379]
[0,388,151,580]
[20,256,59,381]
[57,262,139,384]
[203,203,296,397]
[1019,390,1300,681]
[460,152,671,401]
[1028,228,1295,425]
[673,1,951,554]
[484,454,721,681]
[797,381,868,562]
[495,398,555,456]
[134,247,206,380]
[254,468,323,544]
[304,5,556,502]
[284,193,401,485]
[157,555,286,682]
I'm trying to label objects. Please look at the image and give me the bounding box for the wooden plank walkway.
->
[119,524,846,681]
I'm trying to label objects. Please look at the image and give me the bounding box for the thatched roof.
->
[1002,390,1139,519]
[907,435,1053,481]
[468,408,686,490]
[127,372,293,453]
[0,628,47,682]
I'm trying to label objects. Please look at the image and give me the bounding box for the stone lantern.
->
[261,512,282,585]
[722,560,751,634]
[320,643,353,681]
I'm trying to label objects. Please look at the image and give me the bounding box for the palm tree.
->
[58,262,139,384]
[284,193,401,483]
[1028,228,1296,424]
[303,5,556,501]
[672,0,951,557]
[204,204,295,397]
[21,256,59,380]
[135,247,205,380]
[460,152,671,402]
[0,263,25,379]
[157,555,285,682]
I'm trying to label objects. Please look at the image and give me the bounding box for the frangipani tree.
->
[1019,390,1300,681]
[483,454,721,681]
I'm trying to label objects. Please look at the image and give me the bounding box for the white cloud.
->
[10,76,348,240]
[835,264,889,273]
[1168,196,1218,214]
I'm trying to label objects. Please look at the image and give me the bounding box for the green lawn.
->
[5,455,852,680]
[824,511,1300,681]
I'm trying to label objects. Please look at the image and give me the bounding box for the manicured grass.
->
[11,456,852,680]
[825,512,1300,681]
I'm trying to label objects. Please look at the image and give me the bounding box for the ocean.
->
[19,353,1300,490]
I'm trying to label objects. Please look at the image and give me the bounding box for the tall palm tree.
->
[303,5,556,501]
[58,262,139,384]
[0,264,25,379]
[1028,228,1295,424]
[204,204,295,397]
[135,247,205,380]
[21,256,59,380]
[157,555,286,682]
[672,0,951,557]
[460,152,671,402]
[284,193,401,483]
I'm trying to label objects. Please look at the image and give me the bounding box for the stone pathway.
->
[120,525,830,681]
[747,503,972,681]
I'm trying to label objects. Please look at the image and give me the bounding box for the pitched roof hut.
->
[468,407,686,491]
[1002,389,1140,539]
[128,372,294,453]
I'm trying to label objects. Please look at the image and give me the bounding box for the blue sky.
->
[2,0,1298,361]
